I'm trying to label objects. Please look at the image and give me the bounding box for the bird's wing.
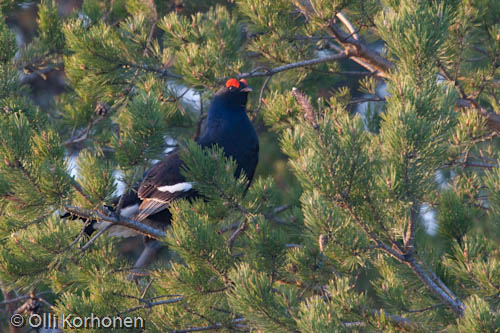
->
[136,151,195,221]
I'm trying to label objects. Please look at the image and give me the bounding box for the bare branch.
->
[0,291,52,306]
[406,257,465,317]
[370,309,419,330]
[254,74,273,116]
[170,324,222,333]
[227,219,247,252]
[79,223,113,252]
[348,96,385,105]
[237,51,348,79]
[63,205,166,239]
[64,116,104,147]
[336,12,359,41]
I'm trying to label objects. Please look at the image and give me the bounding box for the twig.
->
[218,221,240,234]
[267,204,290,215]
[79,223,113,252]
[183,305,217,326]
[37,297,56,311]
[64,115,104,147]
[193,113,207,141]
[403,203,419,256]
[227,220,247,252]
[336,12,359,41]
[120,296,184,315]
[170,324,222,333]
[403,303,445,313]
[67,223,88,250]
[348,96,385,105]
[236,51,348,79]
[370,309,418,329]
[127,63,183,79]
[65,122,92,147]
[342,321,365,328]
[143,19,158,57]
[254,75,273,116]
[13,290,55,315]
[0,291,52,306]
[140,279,154,299]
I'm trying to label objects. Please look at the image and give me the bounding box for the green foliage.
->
[75,149,116,207]
[262,90,303,132]
[228,263,299,332]
[112,78,174,170]
[0,0,499,331]
[437,190,475,244]
[0,14,22,100]
[456,295,500,332]
[180,141,249,203]
[159,6,244,89]
[38,0,65,51]
[444,235,500,299]
[0,216,81,291]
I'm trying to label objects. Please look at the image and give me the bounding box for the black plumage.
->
[65,78,258,237]
[134,78,258,225]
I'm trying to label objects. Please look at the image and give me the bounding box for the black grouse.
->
[67,78,259,238]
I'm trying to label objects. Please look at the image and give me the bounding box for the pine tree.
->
[1,0,499,331]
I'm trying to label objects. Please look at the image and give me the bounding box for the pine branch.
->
[340,197,464,316]
[293,3,500,136]
[63,205,166,239]
[326,22,394,77]
[294,1,392,75]
[406,257,465,317]
[127,63,183,79]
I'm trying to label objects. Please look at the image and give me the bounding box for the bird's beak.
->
[241,87,253,92]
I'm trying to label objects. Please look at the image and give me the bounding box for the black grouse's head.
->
[214,78,252,109]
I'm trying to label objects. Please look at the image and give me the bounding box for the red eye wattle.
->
[239,78,248,86]
[225,78,240,89]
